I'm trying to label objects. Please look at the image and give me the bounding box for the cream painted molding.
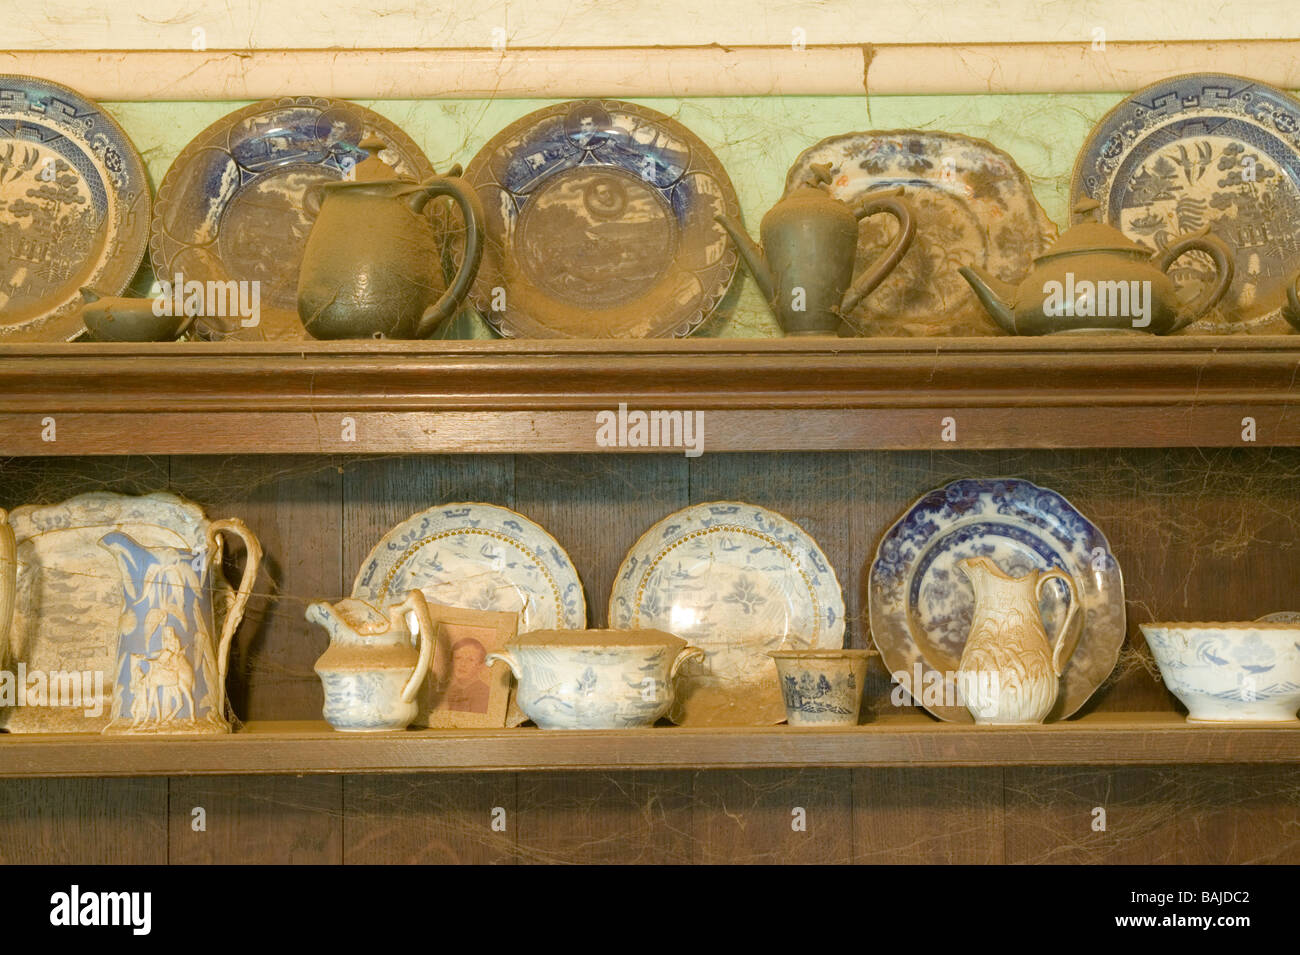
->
[3,42,1300,100]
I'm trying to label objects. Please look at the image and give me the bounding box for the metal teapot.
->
[959,199,1234,335]
[716,163,916,335]
[297,137,485,339]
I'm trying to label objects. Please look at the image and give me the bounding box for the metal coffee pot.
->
[716,163,916,335]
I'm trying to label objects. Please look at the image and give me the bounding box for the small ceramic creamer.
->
[307,590,439,731]
[955,556,1080,724]
[486,629,703,729]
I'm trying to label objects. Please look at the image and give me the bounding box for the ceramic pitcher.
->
[98,520,261,735]
[955,556,1080,724]
[307,590,440,731]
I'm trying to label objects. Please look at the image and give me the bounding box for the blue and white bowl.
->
[1141,622,1300,723]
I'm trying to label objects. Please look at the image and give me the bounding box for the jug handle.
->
[1154,227,1235,332]
[397,590,436,705]
[414,175,487,338]
[207,519,264,712]
[0,509,14,673]
[670,646,706,680]
[841,188,916,316]
[1285,270,1300,332]
[1037,569,1081,677]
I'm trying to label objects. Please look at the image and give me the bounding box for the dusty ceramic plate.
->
[351,502,586,632]
[463,99,741,338]
[1071,73,1300,335]
[1,492,235,734]
[869,478,1124,722]
[149,97,435,335]
[609,501,845,725]
[0,75,150,341]
[785,130,1057,336]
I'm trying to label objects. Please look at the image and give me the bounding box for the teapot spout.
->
[958,265,1018,334]
[715,214,776,305]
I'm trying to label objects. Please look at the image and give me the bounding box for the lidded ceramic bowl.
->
[1140,622,1300,723]
[485,629,702,729]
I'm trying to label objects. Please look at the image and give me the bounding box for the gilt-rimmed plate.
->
[150,97,436,324]
[869,478,1124,722]
[463,99,741,338]
[0,75,150,341]
[1,492,235,734]
[785,130,1057,336]
[609,501,844,724]
[1071,73,1300,334]
[351,502,586,632]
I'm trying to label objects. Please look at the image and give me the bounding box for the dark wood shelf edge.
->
[1,715,1296,777]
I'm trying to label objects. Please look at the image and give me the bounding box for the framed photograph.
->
[419,604,519,729]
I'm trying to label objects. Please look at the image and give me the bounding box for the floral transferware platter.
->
[150,97,436,336]
[609,501,845,725]
[868,478,1125,722]
[785,130,1057,336]
[351,502,586,633]
[462,99,741,338]
[1071,73,1300,334]
[0,75,150,341]
[1,492,236,733]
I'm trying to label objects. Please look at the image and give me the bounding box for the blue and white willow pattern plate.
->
[351,503,586,632]
[785,130,1056,336]
[1071,73,1300,334]
[1,75,149,341]
[150,97,435,316]
[463,99,740,338]
[609,501,845,695]
[869,479,1125,722]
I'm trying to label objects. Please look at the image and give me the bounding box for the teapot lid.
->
[1047,198,1151,256]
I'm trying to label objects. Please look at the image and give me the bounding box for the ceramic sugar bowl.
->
[1141,621,1300,722]
[485,629,703,729]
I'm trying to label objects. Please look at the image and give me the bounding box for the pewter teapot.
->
[960,199,1234,335]
[716,163,916,335]
[297,137,485,340]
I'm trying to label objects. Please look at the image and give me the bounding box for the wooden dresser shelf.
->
[2,336,1299,454]
[1,713,1296,777]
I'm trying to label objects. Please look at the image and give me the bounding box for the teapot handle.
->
[414,175,487,338]
[397,590,436,705]
[1284,270,1300,333]
[0,510,14,674]
[841,188,916,316]
[1154,228,1234,332]
[207,519,263,716]
[1036,569,1081,677]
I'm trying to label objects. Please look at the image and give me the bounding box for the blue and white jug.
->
[99,520,261,735]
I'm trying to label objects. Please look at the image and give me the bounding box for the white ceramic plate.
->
[609,501,845,723]
[351,502,586,632]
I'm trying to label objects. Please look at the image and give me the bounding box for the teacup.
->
[770,649,872,726]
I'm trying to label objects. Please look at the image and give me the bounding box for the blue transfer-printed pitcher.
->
[98,520,261,735]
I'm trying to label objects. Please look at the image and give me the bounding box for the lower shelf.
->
[1,712,1297,777]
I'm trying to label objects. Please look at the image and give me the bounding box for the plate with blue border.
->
[463,99,740,338]
[0,75,149,341]
[1071,73,1300,334]
[869,478,1124,722]
[150,97,436,320]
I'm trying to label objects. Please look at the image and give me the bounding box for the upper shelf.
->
[1,336,1299,455]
